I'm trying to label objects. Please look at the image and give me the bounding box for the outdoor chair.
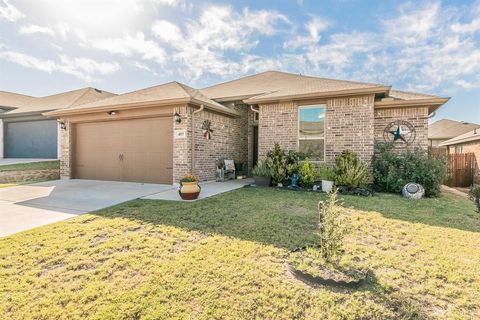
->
[216,158,236,182]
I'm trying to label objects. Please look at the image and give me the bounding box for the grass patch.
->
[0,160,59,172]
[0,188,478,319]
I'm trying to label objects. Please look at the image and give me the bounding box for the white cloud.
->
[383,2,440,45]
[19,24,54,36]
[150,5,289,79]
[451,2,480,34]
[0,0,24,22]
[284,15,329,50]
[133,61,158,75]
[152,20,183,44]
[90,32,166,65]
[0,50,120,81]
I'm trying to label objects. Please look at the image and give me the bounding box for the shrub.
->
[469,186,480,213]
[298,159,316,188]
[334,150,369,189]
[317,165,336,181]
[318,190,348,262]
[252,159,272,177]
[265,143,300,185]
[180,175,198,183]
[372,143,447,197]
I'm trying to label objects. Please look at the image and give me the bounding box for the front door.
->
[253,126,258,167]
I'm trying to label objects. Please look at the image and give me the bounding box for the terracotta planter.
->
[254,176,271,187]
[179,181,201,200]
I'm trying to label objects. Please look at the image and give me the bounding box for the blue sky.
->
[0,0,479,123]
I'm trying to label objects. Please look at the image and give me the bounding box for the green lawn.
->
[0,160,59,172]
[0,188,478,319]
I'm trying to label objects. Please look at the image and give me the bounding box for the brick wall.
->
[258,95,375,165]
[59,120,71,179]
[374,106,429,151]
[258,101,297,157]
[172,105,194,183]
[326,95,375,165]
[190,104,249,182]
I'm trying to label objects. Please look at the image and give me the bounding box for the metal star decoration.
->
[383,120,416,145]
[389,125,407,143]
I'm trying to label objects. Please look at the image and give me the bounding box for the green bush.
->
[265,143,299,185]
[298,159,316,188]
[334,150,369,189]
[469,186,480,213]
[372,143,447,197]
[252,159,272,177]
[317,165,336,181]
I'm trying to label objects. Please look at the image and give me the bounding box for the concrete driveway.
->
[0,179,173,237]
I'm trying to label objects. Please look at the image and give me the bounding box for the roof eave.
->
[189,98,240,117]
[1,109,55,118]
[44,97,240,118]
[243,86,391,104]
[375,97,450,113]
[439,135,480,146]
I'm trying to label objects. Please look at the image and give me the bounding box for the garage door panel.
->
[5,120,57,158]
[74,117,173,184]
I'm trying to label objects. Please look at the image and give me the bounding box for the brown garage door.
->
[73,117,173,184]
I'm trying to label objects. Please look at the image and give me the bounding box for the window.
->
[298,105,325,161]
[455,145,463,154]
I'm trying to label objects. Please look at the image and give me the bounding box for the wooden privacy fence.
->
[444,153,475,187]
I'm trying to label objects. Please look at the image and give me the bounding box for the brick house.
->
[45,71,449,185]
[440,129,480,184]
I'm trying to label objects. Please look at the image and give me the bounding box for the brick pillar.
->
[173,105,193,184]
[59,120,72,179]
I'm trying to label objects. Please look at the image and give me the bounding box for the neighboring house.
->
[45,71,449,185]
[440,129,480,184]
[428,119,480,147]
[0,88,115,159]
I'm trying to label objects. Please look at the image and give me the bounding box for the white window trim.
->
[297,104,326,163]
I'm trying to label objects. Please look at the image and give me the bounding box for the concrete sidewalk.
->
[143,178,253,201]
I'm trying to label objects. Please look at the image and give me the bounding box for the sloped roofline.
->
[244,86,392,104]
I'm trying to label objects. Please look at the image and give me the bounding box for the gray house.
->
[0,88,115,159]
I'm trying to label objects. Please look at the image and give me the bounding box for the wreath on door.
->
[202,120,213,139]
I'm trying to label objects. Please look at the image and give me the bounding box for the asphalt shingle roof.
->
[50,82,240,117]
[0,88,116,115]
[429,119,480,140]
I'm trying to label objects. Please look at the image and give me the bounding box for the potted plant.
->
[179,175,201,200]
[318,166,335,193]
[252,159,272,187]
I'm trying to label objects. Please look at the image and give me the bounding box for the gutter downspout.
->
[250,104,259,115]
[191,104,204,175]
